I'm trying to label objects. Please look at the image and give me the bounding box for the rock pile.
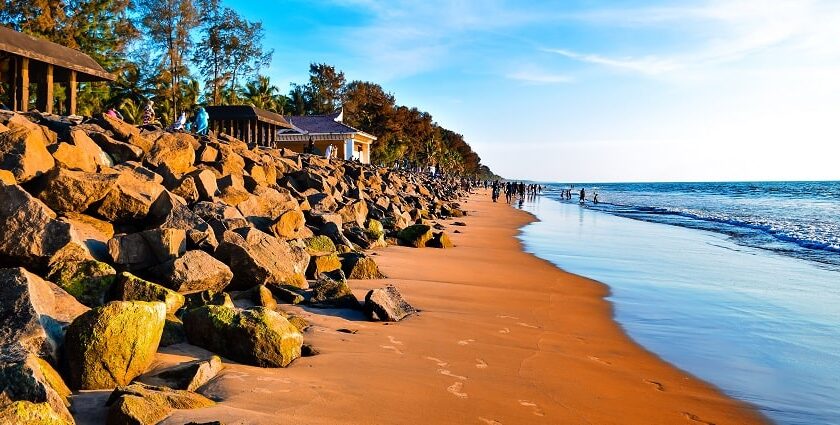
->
[0,111,466,423]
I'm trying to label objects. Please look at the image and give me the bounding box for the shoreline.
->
[72,191,767,424]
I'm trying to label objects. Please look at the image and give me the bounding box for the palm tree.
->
[118,98,142,124]
[242,75,281,112]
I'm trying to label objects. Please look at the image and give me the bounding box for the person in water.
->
[579,188,586,203]
[594,193,599,204]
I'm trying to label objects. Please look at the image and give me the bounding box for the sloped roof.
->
[205,105,292,128]
[0,25,114,81]
[284,111,376,140]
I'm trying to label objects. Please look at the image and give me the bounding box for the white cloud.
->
[544,48,679,75]
[506,68,573,84]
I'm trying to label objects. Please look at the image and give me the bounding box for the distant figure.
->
[195,107,209,136]
[579,188,586,203]
[170,112,187,131]
[594,193,599,204]
[105,107,123,120]
[325,144,334,159]
[305,137,316,154]
[142,100,155,125]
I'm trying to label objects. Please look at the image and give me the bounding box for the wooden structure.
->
[205,105,293,146]
[0,25,115,115]
[277,110,376,164]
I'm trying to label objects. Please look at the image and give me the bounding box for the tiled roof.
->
[285,111,376,139]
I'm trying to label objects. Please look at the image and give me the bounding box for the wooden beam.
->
[66,70,77,115]
[18,57,29,112]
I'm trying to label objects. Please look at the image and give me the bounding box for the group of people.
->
[561,187,599,204]
[489,181,543,204]
[105,100,210,136]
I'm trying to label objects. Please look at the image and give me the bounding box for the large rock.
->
[236,186,299,229]
[106,272,185,316]
[304,235,336,256]
[0,126,55,183]
[270,208,312,239]
[105,382,214,425]
[149,250,233,294]
[108,233,155,270]
[37,167,118,213]
[95,167,165,222]
[152,204,218,251]
[63,301,166,390]
[46,259,117,307]
[0,184,90,268]
[50,142,97,172]
[182,305,303,367]
[0,353,74,424]
[310,271,360,309]
[215,227,309,289]
[140,227,186,263]
[341,253,385,279]
[306,253,342,278]
[364,285,417,322]
[397,224,433,248]
[428,231,454,248]
[89,132,144,163]
[146,132,196,174]
[140,356,223,391]
[0,268,67,362]
[337,200,369,227]
[69,128,113,168]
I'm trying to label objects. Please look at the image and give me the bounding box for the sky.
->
[227,0,840,182]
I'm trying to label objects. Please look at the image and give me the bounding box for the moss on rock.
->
[0,401,73,425]
[396,224,433,248]
[47,259,117,307]
[106,272,185,316]
[304,235,336,256]
[63,301,166,390]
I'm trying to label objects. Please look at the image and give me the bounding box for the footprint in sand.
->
[425,357,449,367]
[517,322,539,329]
[380,345,404,355]
[388,336,404,345]
[257,376,291,384]
[438,369,468,380]
[644,380,665,392]
[457,339,475,346]
[478,417,503,425]
[497,315,519,320]
[518,400,546,417]
[222,372,249,381]
[683,412,714,425]
[499,327,510,334]
[475,358,488,369]
[447,382,468,398]
[587,355,611,365]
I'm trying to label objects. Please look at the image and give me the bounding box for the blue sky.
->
[227,0,840,182]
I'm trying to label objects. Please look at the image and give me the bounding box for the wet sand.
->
[73,192,767,424]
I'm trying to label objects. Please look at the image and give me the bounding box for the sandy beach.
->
[70,191,767,424]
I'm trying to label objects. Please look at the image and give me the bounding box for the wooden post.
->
[66,70,77,115]
[18,57,29,112]
[39,64,54,114]
[9,57,18,111]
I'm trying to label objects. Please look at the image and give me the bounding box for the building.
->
[204,105,293,146]
[277,110,376,164]
[0,25,115,115]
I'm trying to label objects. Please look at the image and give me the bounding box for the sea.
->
[514,181,840,425]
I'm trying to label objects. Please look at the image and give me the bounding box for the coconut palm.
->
[242,75,282,112]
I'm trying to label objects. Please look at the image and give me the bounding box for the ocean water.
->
[514,181,840,425]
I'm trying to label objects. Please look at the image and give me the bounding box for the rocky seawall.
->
[0,111,468,424]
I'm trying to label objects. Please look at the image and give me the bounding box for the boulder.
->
[234,284,277,309]
[0,268,67,362]
[428,231,454,248]
[89,132,144,163]
[145,132,196,174]
[304,235,336,256]
[0,184,90,268]
[139,356,223,392]
[265,284,305,305]
[172,176,199,203]
[397,224,433,248]
[63,301,166,390]
[95,167,165,222]
[215,227,309,289]
[337,200,368,227]
[106,272,185,316]
[108,233,155,270]
[270,209,311,239]
[69,128,113,168]
[50,142,97,172]
[310,271,360,309]
[0,126,55,183]
[236,186,299,229]
[105,382,214,425]
[307,253,342,278]
[140,227,186,263]
[37,167,118,213]
[46,259,117,307]
[0,353,74,424]
[97,113,140,141]
[153,204,218,251]
[187,169,218,200]
[183,290,234,310]
[341,253,385,279]
[364,285,417,322]
[182,305,303,367]
[149,250,233,294]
